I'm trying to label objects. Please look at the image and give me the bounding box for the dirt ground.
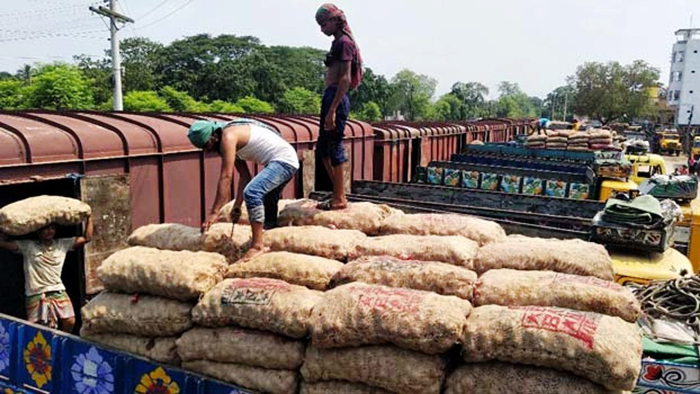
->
[662,153,692,174]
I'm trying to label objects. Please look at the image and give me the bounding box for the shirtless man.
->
[315,3,363,210]
[189,119,299,261]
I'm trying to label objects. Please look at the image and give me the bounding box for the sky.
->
[1,0,699,99]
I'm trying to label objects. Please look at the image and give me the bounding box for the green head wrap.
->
[187,120,226,149]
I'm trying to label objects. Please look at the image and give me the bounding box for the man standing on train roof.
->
[188,119,299,261]
[315,3,363,210]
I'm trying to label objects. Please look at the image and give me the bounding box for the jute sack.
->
[0,196,91,236]
[474,237,614,280]
[347,234,478,269]
[183,360,297,394]
[378,212,506,246]
[264,226,367,261]
[300,381,392,394]
[311,282,471,354]
[217,199,301,224]
[444,362,623,394]
[204,223,253,262]
[474,269,641,322]
[176,327,305,369]
[462,305,642,391]
[301,345,446,394]
[81,292,193,337]
[126,223,204,251]
[278,199,395,235]
[97,246,227,301]
[226,251,344,290]
[192,278,323,338]
[332,255,477,299]
[80,331,179,365]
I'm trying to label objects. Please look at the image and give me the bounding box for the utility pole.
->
[90,0,133,111]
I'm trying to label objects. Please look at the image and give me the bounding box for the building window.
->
[678,51,685,62]
[672,71,683,81]
[674,90,681,101]
[672,51,677,62]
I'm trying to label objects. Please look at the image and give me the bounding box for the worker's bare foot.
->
[317,199,348,211]
[240,245,269,262]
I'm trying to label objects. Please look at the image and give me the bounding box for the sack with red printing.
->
[311,282,471,354]
[462,305,641,391]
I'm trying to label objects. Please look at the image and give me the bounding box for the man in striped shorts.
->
[0,216,93,332]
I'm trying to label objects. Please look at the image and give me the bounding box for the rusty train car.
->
[0,110,533,320]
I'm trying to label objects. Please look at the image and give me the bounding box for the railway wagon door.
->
[0,178,83,331]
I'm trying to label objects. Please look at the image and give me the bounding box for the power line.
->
[133,0,194,31]
[0,30,106,43]
[134,0,173,21]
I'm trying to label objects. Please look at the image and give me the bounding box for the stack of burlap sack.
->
[568,131,591,151]
[525,133,547,149]
[81,199,642,393]
[81,246,228,365]
[270,203,642,394]
[588,129,615,150]
[545,130,570,150]
[449,234,643,394]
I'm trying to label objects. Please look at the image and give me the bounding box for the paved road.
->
[661,153,691,174]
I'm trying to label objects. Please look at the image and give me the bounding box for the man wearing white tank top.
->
[187,119,299,261]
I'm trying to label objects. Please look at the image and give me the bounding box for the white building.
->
[668,28,700,126]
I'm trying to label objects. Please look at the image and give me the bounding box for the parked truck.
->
[348,145,698,284]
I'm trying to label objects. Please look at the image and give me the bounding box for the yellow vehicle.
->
[623,152,700,273]
[611,248,693,285]
[657,132,682,156]
[624,153,666,185]
[692,136,700,160]
[598,179,638,201]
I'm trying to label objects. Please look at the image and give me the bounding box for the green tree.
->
[390,69,437,120]
[572,60,660,125]
[209,100,245,113]
[159,86,210,112]
[494,81,537,118]
[74,55,112,107]
[279,87,321,114]
[450,82,489,119]
[235,96,274,114]
[350,68,394,117]
[544,85,576,120]
[262,46,326,96]
[16,64,35,86]
[120,37,165,92]
[157,34,262,99]
[0,79,27,109]
[357,101,382,122]
[26,63,94,110]
[123,91,171,112]
[425,98,452,121]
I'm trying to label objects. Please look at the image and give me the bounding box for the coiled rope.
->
[630,276,700,333]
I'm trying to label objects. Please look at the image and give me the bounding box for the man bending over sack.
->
[0,215,93,332]
[188,119,299,261]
